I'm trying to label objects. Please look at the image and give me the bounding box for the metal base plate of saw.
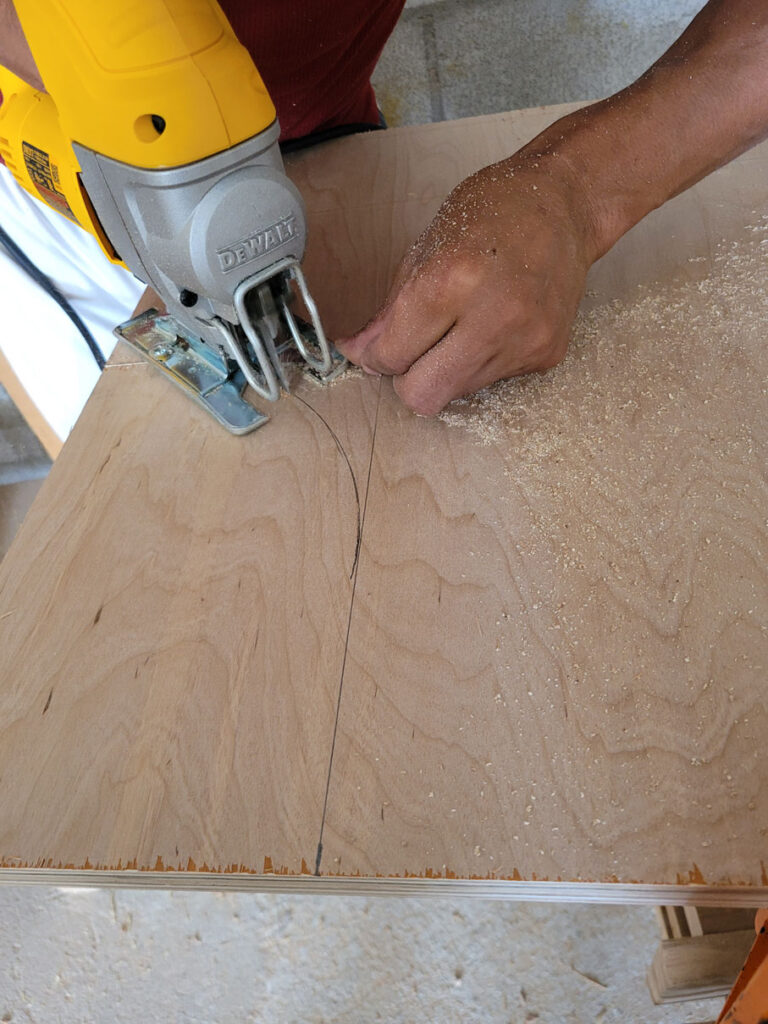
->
[115,310,267,434]
[115,303,347,435]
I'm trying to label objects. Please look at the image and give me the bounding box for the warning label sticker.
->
[22,141,79,224]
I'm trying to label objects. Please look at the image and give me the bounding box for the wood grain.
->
[0,103,766,895]
[314,120,768,886]
[0,359,378,872]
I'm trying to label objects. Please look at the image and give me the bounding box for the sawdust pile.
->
[429,223,767,872]
[440,225,768,458]
[435,223,766,765]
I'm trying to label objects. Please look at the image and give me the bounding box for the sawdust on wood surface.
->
[434,223,767,785]
[440,222,768,457]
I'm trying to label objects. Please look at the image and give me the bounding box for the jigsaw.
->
[0,0,344,433]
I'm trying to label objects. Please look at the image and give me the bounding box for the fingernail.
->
[361,365,381,377]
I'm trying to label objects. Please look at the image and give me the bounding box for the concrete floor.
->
[0,2,730,1021]
[0,888,723,1023]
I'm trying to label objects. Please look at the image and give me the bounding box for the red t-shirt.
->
[221,0,405,142]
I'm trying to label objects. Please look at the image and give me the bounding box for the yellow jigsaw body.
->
[0,0,276,262]
[0,0,341,434]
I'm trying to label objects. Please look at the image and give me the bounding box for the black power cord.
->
[0,220,105,371]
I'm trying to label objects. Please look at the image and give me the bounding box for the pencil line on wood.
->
[291,392,362,579]
[315,376,383,875]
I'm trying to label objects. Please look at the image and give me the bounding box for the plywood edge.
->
[1,869,766,904]
[0,348,62,459]
[317,100,590,150]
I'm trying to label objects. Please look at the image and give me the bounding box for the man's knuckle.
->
[518,325,566,370]
[395,378,442,417]
[497,297,529,331]
[370,354,408,376]
[529,320,556,350]
[445,258,483,294]
[539,343,567,370]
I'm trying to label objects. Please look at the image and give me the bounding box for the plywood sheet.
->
[0,103,766,896]
[309,120,768,887]
[0,359,377,873]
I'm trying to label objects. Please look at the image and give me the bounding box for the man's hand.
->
[336,152,599,416]
[338,0,768,415]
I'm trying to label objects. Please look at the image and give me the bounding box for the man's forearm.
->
[0,0,43,89]
[534,0,768,260]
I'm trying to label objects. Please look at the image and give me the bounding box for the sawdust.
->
[440,224,768,458]
[284,358,365,392]
[326,362,366,387]
[438,223,768,771]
